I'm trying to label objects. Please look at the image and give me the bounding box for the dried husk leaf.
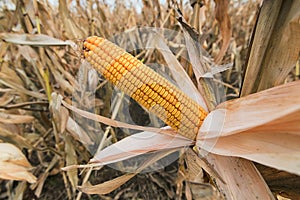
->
[199,80,300,138]
[197,80,300,175]
[185,149,204,183]
[91,130,192,165]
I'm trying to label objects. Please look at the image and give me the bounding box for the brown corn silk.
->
[83,36,207,140]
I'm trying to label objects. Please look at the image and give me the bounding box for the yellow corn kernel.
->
[83,36,208,140]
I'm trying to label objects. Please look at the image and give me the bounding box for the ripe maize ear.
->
[83,36,207,140]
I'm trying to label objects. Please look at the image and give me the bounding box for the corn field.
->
[0,0,299,199]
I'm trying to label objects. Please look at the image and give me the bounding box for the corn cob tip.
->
[83,36,105,58]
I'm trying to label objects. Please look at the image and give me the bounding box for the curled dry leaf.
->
[50,93,69,133]
[0,143,37,183]
[185,148,224,184]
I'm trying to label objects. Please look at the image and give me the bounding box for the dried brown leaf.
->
[199,80,300,138]
[65,135,78,189]
[185,149,204,183]
[0,143,37,183]
[62,99,175,136]
[241,0,300,95]
[58,0,86,39]
[0,33,69,46]
[0,72,46,100]
[0,123,33,149]
[185,148,224,184]
[202,155,274,200]
[50,93,69,134]
[213,0,232,64]
[17,45,39,62]
[78,173,136,195]
[79,149,178,195]
[0,112,35,124]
